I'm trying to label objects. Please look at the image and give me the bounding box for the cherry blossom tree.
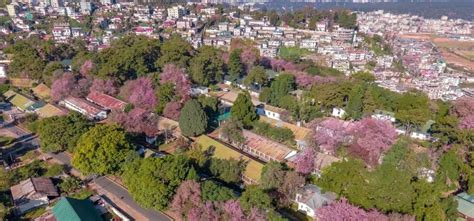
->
[171,180,202,216]
[51,73,90,102]
[90,78,118,95]
[294,147,315,175]
[348,118,398,166]
[246,208,266,221]
[80,60,95,76]
[222,200,245,221]
[294,72,336,89]
[317,199,388,221]
[163,101,182,121]
[310,118,351,155]
[240,48,258,68]
[109,108,159,137]
[120,77,157,111]
[160,64,191,102]
[270,59,298,72]
[453,97,474,130]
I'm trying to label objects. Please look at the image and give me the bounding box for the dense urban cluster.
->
[0,1,473,221]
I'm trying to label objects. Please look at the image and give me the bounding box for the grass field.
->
[195,135,263,183]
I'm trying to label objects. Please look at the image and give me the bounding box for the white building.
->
[7,4,19,17]
[167,6,184,20]
[295,185,336,218]
[331,108,346,118]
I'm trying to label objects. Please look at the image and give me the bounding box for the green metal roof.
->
[53,197,102,221]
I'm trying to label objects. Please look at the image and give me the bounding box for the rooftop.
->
[242,130,296,162]
[32,83,51,100]
[86,90,127,110]
[64,97,104,116]
[52,197,102,221]
[11,177,59,203]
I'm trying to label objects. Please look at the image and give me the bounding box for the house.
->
[62,97,107,120]
[372,109,396,123]
[256,104,287,121]
[52,197,102,221]
[86,90,127,111]
[455,192,474,220]
[295,184,336,218]
[331,107,346,118]
[11,177,59,214]
[241,130,297,163]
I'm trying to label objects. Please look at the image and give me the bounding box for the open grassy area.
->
[195,135,263,183]
[279,47,309,62]
[0,136,15,147]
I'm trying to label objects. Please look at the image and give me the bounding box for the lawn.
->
[0,136,15,147]
[195,135,263,183]
[279,47,309,62]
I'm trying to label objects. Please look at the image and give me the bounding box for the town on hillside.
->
[0,1,473,221]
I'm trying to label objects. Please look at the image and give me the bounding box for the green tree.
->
[239,186,272,211]
[59,177,81,194]
[96,36,160,82]
[155,82,175,114]
[123,155,192,210]
[231,91,257,127]
[156,35,193,68]
[189,46,224,86]
[72,124,134,175]
[179,99,208,137]
[198,95,219,120]
[201,180,236,202]
[209,158,246,184]
[260,161,285,190]
[395,91,431,131]
[345,83,366,120]
[228,49,243,83]
[269,73,295,106]
[36,113,92,153]
[258,87,272,103]
[351,71,375,82]
[244,66,268,87]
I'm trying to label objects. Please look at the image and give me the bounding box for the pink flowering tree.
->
[187,201,220,221]
[222,200,246,221]
[294,72,337,89]
[309,118,351,155]
[80,60,95,76]
[160,64,191,103]
[109,109,159,137]
[452,97,474,130]
[294,147,315,175]
[163,101,182,121]
[120,77,157,111]
[348,118,397,166]
[317,199,388,221]
[240,48,259,69]
[171,180,202,217]
[51,73,90,102]
[90,78,118,95]
[270,59,298,72]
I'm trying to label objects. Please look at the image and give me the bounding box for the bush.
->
[252,121,295,146]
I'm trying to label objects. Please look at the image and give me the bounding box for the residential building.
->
[86,90,127,111]
[456,192,474,220]
[240,130,297,163]
[62,97,107,120]
[51,0,63,8]
[11,177,59,214]
[167,5,184,19]
[256,104,287,121]
[7,4,19,17]
[295,184,337,218]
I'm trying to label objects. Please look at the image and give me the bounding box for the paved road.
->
[47,152,171,221]
[94,176,172,221]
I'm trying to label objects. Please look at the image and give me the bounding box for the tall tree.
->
[171,180,202,217]
[36,112,92,153]
[269,73,296,106]
[156,35,193,68]
[179,99,208,137]
[395,91,431,131]
[348,118,397,166]
[120,77,157,111]
[228,49,244,83]
[260,161,285,190]
[243,66,268,87]
[345,83,366,120]
[189,46,224,86]
[239,186,272,212]
[123,155,192,210]
[231,92,258,127]
[72,124,134,175]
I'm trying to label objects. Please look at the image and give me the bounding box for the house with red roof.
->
[86,90,127,111]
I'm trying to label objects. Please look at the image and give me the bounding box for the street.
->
[47,152,172,221]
